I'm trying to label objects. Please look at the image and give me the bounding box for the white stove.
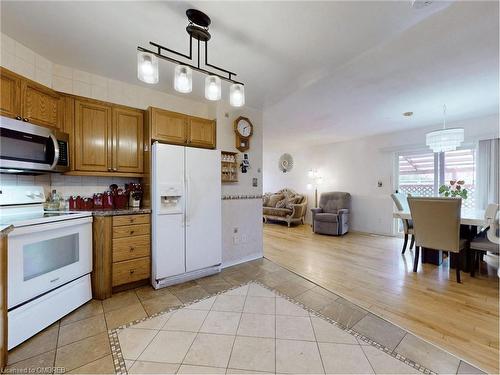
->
[0,186,93,349]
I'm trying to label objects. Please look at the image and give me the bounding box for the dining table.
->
[393,208,486,270]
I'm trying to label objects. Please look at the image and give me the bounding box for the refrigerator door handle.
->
[185,173,190,226]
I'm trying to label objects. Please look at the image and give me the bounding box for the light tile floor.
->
[5,258,483,374]
[115,283,423,374]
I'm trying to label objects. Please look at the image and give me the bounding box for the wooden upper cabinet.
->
[149,107,216,149]
[112,107,144,173]
[74,100,112,172]
[21,80,64,129]
[188,117,216,149]
[150,107,187,145]
[0,68,21,119]
[0,67,63,129]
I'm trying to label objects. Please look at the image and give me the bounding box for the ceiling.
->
[1,1,498,147]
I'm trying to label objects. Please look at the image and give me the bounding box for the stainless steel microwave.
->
[0,116,69,174]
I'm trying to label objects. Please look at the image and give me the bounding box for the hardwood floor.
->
[264,224,499,374]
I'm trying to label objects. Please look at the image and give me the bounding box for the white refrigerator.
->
[152,142,222,288]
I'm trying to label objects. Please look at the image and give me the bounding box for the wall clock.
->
[234,116,253,152]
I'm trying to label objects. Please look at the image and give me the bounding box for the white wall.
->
[263,114,499,235]
[0,33,263,266]
[216,103,264,266]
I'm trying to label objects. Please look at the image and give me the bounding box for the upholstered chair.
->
[469,203,499,277]
[311,192,351,236]
[391,193,415,254]
[408,197,467,283]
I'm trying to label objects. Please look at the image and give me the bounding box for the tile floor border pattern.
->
[109,282,249,374]
[108,281,437,375]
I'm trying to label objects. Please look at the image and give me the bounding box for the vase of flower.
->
[439,180,468,199]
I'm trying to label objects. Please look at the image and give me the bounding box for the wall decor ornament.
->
[278,153,294,173]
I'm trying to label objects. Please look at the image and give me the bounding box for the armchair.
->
[311,192,351,236]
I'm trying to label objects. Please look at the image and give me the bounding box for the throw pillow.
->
[285,196,301,209]
[262,193,271,206]
[268,194,284,208]
[276,198,287,208]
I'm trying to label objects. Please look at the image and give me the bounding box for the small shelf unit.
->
[221,151,238,183]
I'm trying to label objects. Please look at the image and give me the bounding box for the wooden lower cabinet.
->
[112,258,150,287]
[92,214,151,300]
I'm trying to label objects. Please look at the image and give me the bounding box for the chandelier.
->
[426,105,464,153]
[137,9,245,107]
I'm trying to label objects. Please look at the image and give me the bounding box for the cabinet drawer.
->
[113,235,150,262]
[113,214,150,227]
[112,224,150,238]
[112,257,150,287]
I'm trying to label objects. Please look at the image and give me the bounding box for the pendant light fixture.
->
[174,65,192,93]
[426,105,464,153]
[230,84,245,107]
[205,75,221,101]
[137,9,245,107]
[137,51,159,84]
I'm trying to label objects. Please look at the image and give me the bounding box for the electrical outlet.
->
[242,234,248,243]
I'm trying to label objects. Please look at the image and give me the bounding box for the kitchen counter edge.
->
[70,208,151,217]
[0,225,14,236]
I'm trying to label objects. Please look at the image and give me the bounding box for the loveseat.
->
[263,188,307,227]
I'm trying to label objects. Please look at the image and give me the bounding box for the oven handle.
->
[49,133,60,170]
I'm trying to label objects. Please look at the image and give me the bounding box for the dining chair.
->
[469,203,499,277]
[408,197,466,283]
[391,193,414,254]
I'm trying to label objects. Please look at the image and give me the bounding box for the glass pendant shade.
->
[230,83,245,107]
[137,51,159,84]
[205,76,221,101]
[174,65,192,93]
[426,128,465,153]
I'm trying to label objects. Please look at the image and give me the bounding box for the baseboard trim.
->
[153,265,221,289]
[222,253,263,269]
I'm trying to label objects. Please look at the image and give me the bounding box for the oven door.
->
[7,217,92,309]
[0,116,60,173]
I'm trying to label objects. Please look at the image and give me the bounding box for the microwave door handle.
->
[49,133,60,170]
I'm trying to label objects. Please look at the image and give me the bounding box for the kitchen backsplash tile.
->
[0,174,139,200]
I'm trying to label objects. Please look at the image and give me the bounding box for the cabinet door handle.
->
[130,230,135,235]
[129,269,135,274]
[22,117,29,122]
[129,247,135,251]
[108,167,112,171]
[113,168,117,171]
[15,115,22,120]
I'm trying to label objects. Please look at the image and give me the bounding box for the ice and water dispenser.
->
[158,184,183,214]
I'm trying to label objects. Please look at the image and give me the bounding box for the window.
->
[397,148,476,209]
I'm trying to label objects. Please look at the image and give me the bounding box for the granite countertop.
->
[77,208,151,217]
[0,225,14,236]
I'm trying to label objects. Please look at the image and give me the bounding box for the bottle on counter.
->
[45,189,64,211]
